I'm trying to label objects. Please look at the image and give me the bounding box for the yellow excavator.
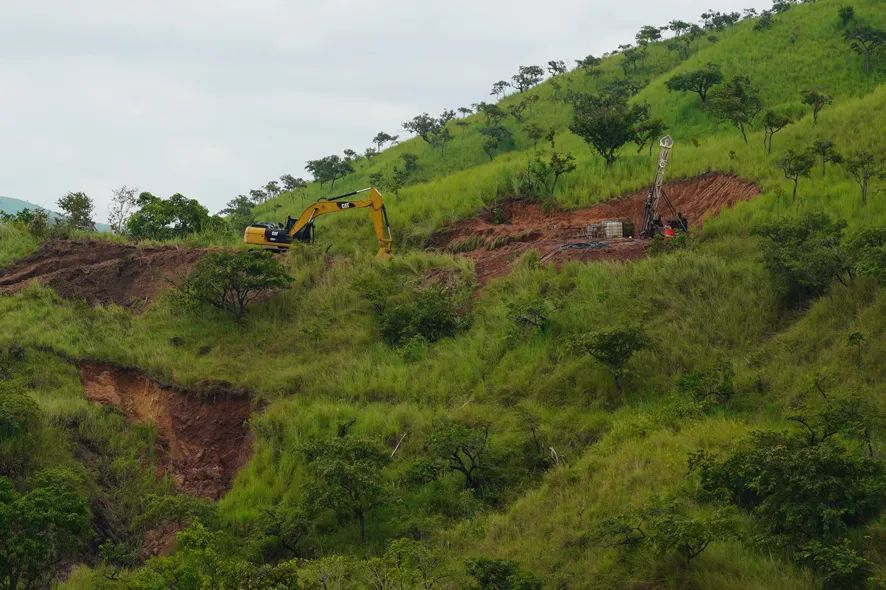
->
[243,186,393,256]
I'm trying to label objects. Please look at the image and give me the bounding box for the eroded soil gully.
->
[431,173,760,283]
[80,362,253,500]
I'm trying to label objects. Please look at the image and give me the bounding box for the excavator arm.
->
[244,186,393,257]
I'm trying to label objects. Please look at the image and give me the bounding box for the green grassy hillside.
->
[1,0,885,588]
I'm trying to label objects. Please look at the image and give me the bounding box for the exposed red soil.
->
[80,362,254,500]
[0,239,207,310]
[431,173,759,283]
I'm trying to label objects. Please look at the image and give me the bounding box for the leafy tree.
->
[0,469,92,590]
[701,10,740,30]
[465,558,541,590]
[636,25,662,46]
[707,75,762,142]
[364,147,378,161]
[600,500,732,567]
[843,150,883,204]
[399,153,419,174]
[665,63,722,104]
[796,538,870,590]
[402,112,453,154]
[527,151,577,194]
[280,174,307,193]
[569,93,649,167]
[490,80,511,99]
[838,5,855,27]
[511,65,545,93]
[302,437,390,544]
[801,89,831,124]
[343,149,359,163]
[249,188,268,204]
[570,326,649,393]
[620,46,645,73]
[668,19,692,36]
[107,185,138,234]
[754,10,774,31]
[0,389,42,477]
[264,180,281,199]
[810,139,842,175]
[57,191,95,231]
[305,155,353,189]
[575,54,601,71]
[691,429,885,546]
[427,421,489,490]
[843,24,885,72]
[755,213,849,306]
[761,111,792,154]
[174,250,290,323]
[507,100,528,123]
[378,286,465,345]
[634,118,667,156]
[523,123,546,151]
[378,538,445,589]
[476,102,507,126]
[480,125,513,160]
[220,195,255,234]
[372,131,398,152]
[546,59,567,76]
[846,227,886,284]
[457,106,473,118]
[126,192,210,240]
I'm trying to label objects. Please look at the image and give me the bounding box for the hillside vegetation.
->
[1,0,885,588]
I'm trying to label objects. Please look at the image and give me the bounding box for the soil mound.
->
[0,239,206,310]
[80,362,253,500]
[431,173,758,283]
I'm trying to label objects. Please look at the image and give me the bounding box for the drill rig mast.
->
[641,135,685,238]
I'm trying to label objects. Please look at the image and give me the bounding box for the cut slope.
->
[81,362,253,500]
[432,173,759,282]
[0,239,206,309]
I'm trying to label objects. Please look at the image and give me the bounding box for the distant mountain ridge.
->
[1,196,110,231]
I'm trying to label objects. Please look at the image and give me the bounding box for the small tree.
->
[636,25,663,46]
[0,470,92,590]
[107,185,138,234]
[279,174,307,193]
[465,558,541,590]
[843,25,885,72]
[457,106,473,118]
[546,60,567,76]
[305,155,353,189]
[175,250,290,323]
[523,123,546,151]
[480,125,513,160]
[511,65,545,93]
[57,191,95,231]
[570,93,649,167]
[220,195,256,234]
[571,326,649,394]
[665,63,723,104]
[777,149,816,201]
[634,118,667,156]
[838,5,855,27]
[427,422,489,490]
[802,90,831,125]
[490,80,511,99]
[843,150,883,205]
[811,140,843,175]
[761,111,793,154]
[707,76,762,143]
[372,132,398,152]
[302,437,390,544]
[264,180,281,198]
[755,213,849,306]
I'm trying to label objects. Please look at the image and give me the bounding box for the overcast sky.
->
[1,0,770,218]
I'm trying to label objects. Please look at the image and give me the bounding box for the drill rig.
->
[243,186,393,257]
[640,135,686,238]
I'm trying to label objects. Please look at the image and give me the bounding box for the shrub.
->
[755,213,849,308]
[379,287,466,346]
[796,538,870,590]
[569,326,650,394]
[174,250,290,322]
[691,431,886,546]
[846,227,886,284]
[465,558,541,590]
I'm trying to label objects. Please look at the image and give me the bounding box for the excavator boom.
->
[243,186,393,256]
